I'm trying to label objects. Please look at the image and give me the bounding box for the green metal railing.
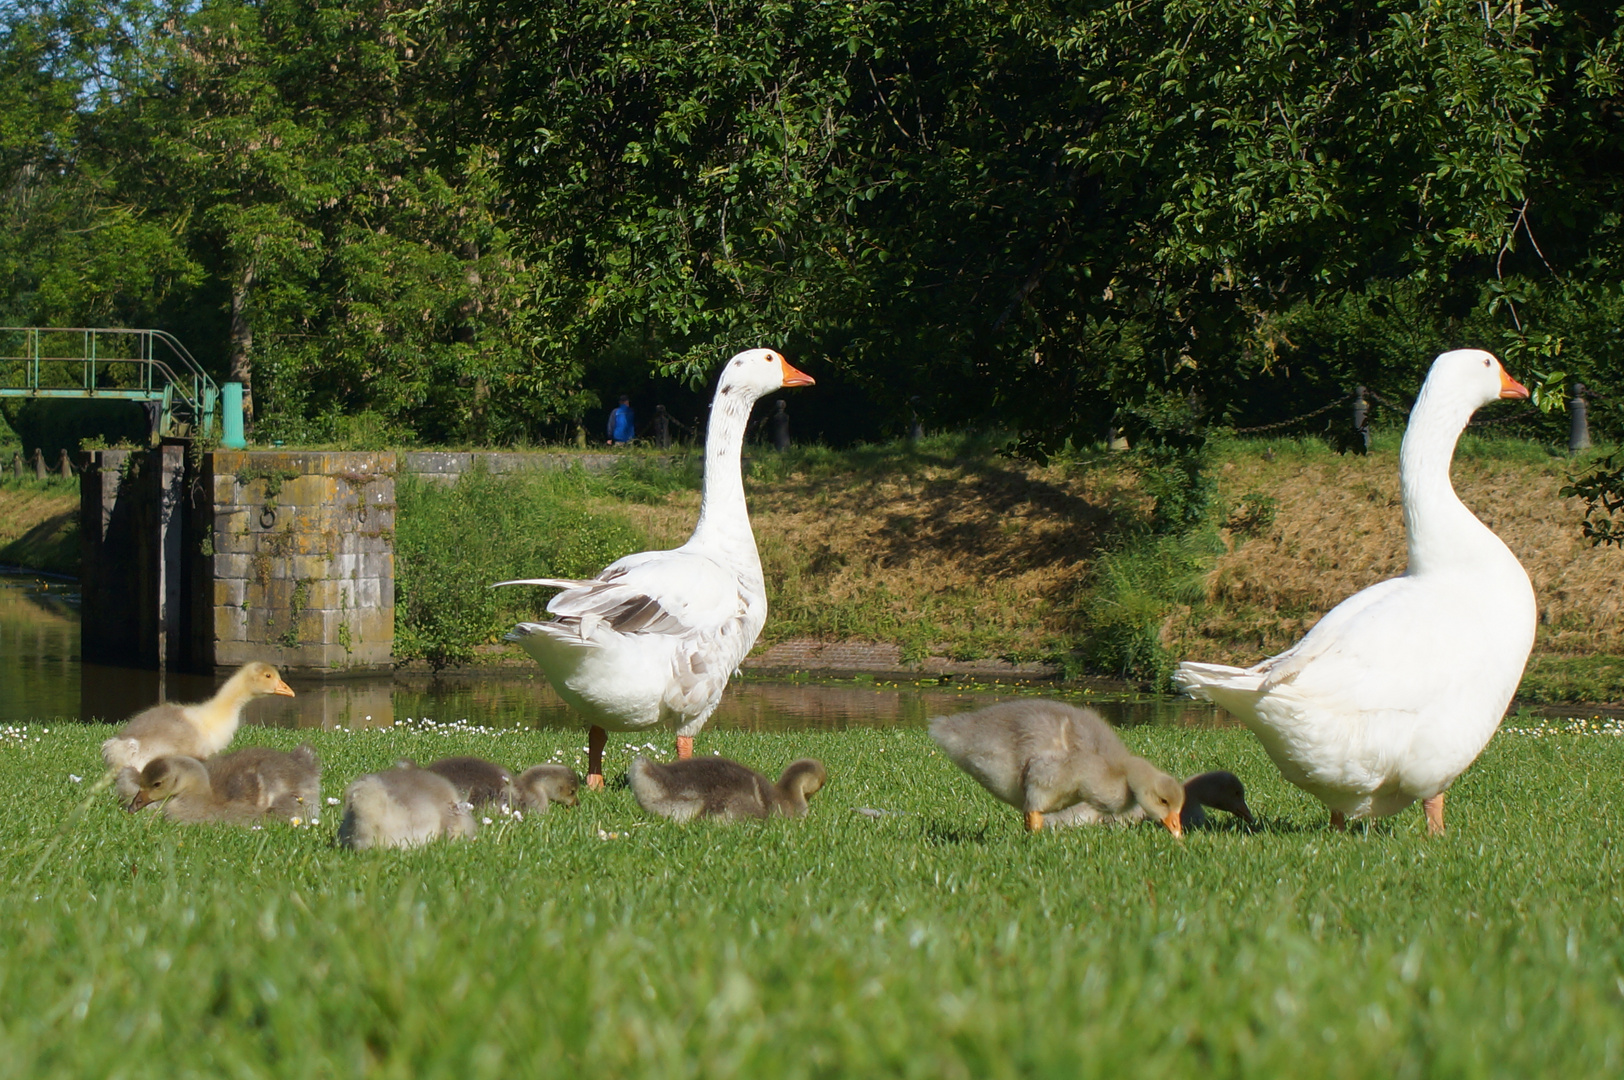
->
[0,327,218,440]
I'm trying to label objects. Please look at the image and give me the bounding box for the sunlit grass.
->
[2,719,1622,1076]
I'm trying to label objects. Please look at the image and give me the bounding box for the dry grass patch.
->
[1173,439,1624,679]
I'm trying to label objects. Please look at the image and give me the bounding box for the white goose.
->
[495,348,814,788]
[1175,349,1535,835]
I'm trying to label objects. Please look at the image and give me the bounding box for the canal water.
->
[1,569,1228,730]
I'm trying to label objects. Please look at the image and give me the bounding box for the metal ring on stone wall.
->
[357,505,368,525]
[259,507,277,529]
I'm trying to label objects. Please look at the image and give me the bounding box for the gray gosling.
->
[929,700,1185,835]
[425,756,515,806]
[338,766,476,850]
[629,756,826,822]
[124,744,321,825]
[102,662,295,771]
[512,764,583,814]
[1046,769,1253,830]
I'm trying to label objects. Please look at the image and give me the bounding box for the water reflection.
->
[0,569,1228,731]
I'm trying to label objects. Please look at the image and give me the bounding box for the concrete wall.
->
[204,451,395,672]
[402,450,626,483]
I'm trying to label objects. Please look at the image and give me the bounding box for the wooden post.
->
[770,400,790,450]
[57,449,72,478]
[10,451,21,478]
[1569,383,1592,454]
[1352,386,1370,453]
[654,405,671,449]
[32,447,45,480]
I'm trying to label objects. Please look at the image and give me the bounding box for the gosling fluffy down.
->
[512,764,583,813]
[628,756,826,822]
[1045,769,1254,830]
[338,766,476,850]
[101,662,295,771]
[929,700,1185,834]
[123,744,321,825]
[425,756,515,806]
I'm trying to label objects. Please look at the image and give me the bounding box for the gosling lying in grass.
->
[1045,769,1254,830]
[929,700,1184,835]
[124,744,321,825]
[419,757,582,816]
[424,756,515,806]
[629,756,826,822]
[101,662,295,772]
[338,766,476,850]
[512,764,583,813]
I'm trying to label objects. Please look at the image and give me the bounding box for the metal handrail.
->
[0,327,219,440]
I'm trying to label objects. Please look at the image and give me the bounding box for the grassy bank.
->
[0,473,77,575]
[2,720,1621,1076]
[395,433,1624,701]
[6,433,1623,701]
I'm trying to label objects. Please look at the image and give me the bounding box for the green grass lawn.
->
[2,717,1622,1077]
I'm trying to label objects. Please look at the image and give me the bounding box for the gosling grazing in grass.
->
[929,700,1185,835]
[101,662,295,771]
[512,764,583,813]
[425,756,515,806]
[124,744,320,825]
[337,766,476,850]
[628,756,826,822]
[1044,768,1254,831]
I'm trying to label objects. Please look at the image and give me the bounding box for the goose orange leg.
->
[587,725,607,790]
[1024,810,1044,833]
[676,735,694,760]
[1423,793,1445,836]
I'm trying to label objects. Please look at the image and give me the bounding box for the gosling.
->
[337,766,476,850]
[929,700,1184,835]
[512,764,583,814]
[102,662,295,771]
[124,744,320,825]
[628,756,826,822]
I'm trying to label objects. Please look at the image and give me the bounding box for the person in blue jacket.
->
[607,395,635,445]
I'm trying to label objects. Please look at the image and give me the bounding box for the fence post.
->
[57,449,72,478]
[1352,386,1370,453]
[1569,382,1592,454]
[908,396,924,444]
[32,447,46,480]
[10,451,21,479]
[770,400,791,450]
[653,405,671,449]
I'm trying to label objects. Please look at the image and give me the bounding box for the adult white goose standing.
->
[1173,349,1536,835]
[494,348,814,788]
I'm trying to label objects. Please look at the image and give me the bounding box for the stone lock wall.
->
[203,451,395,672]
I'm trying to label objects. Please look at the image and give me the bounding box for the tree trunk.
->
[228,259,257,422]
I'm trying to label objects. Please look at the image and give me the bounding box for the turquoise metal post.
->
[222,382,248,449]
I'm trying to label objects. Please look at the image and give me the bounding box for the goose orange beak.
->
[779,356,815,388]
[1162,811,1184,838]
[1499,370,1529,400]
[273,679,296,697]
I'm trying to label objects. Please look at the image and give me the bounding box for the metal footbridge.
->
[0,327,219,440]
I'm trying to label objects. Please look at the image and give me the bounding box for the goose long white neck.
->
[686,383,764,578]
[1400,380,1502,577]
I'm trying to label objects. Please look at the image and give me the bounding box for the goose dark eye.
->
[1484,359,1491,367]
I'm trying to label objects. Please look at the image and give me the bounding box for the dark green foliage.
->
[393,466,646,669]
[0,399,150,460]
[1562,453,1624,546]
